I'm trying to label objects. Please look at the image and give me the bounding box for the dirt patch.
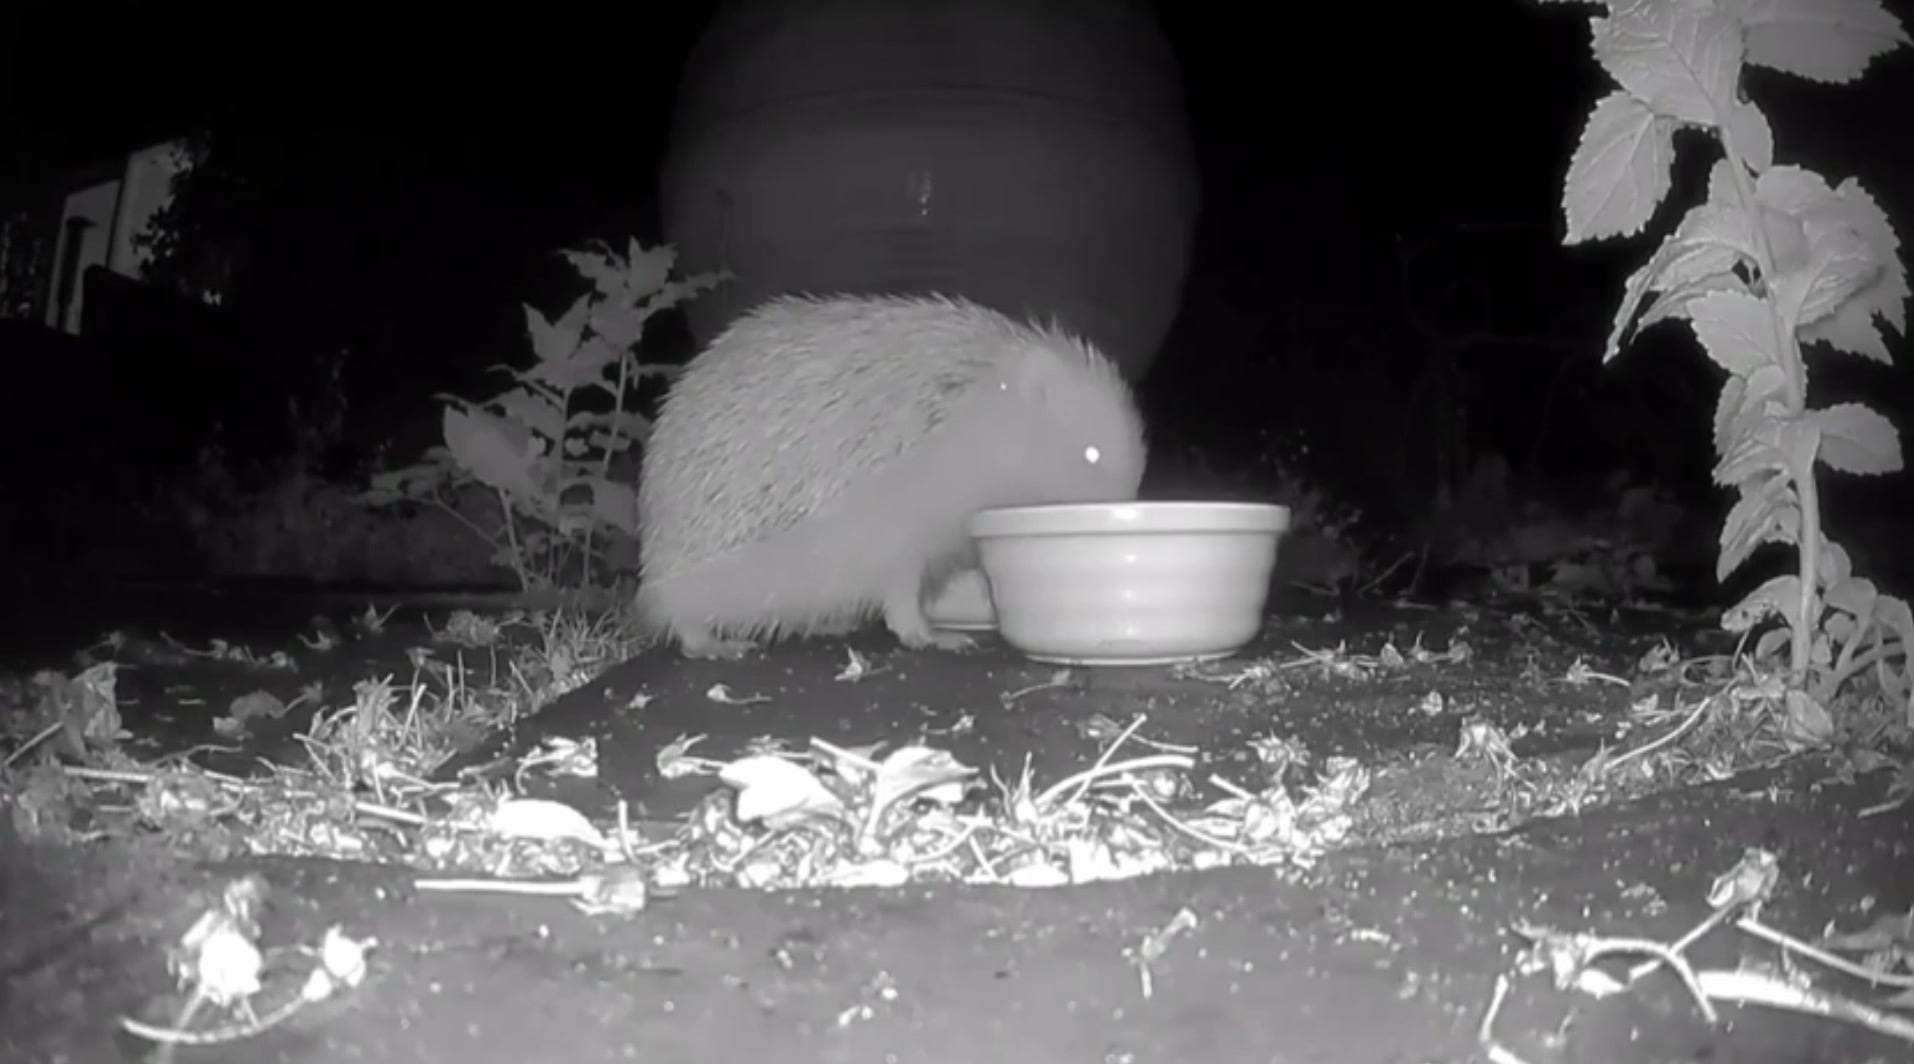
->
[3,765,1907,1063]
[2,586,1909,1062]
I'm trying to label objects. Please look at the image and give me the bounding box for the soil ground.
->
[2,582,1910,1063]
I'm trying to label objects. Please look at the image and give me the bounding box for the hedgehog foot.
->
[674,627,757,660]
[883,584,974,653]
[891,622,975,653]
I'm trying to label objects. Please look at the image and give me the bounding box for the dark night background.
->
[2,0,1911,586]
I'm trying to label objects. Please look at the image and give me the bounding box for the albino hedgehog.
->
[635,292,1148,659]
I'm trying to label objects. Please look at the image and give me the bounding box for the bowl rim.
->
[969,500,1292,538]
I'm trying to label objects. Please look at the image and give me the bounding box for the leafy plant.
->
[1549,0,1912,733]
[130,134,247,309]
[362,239,726,591]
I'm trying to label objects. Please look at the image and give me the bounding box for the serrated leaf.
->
[1756,205,1811,274]
[1743,362,1789,408]
[1593,4,1743,125]
[1724,98,1774,172]
[556,425,643,464]
[1680,204,1766,269]
[554,336,623,391]
[1803,296,1900,364]
[637,362,684,385]
[627,237,659,270]
[513,345,616,399]
[1810,402,1902,475]
[642,273,732,318]
[1726,573,1801,633]
[443,406,543,499]
[1827,179,1907,332]
[625,244,677,302]
[550,507,594,537]
[1711,362,1788,463]
[1800,179,1909,362]
[525,296,589,364]
[1564,91,1677,244]
[1717,474,1798,580]
[359,450,460,504]
[1753,165,1838,213]
[590,306,647,350]
[571,409,653,442]
[1714,420,1789,486]
[560,244,626,299]
[1611,202,1761,357]
[1775,226,1880,331]
[587,477,641,534]
[1634,272,1751,347]
[1780,416,1824,480]
[1713,373,1747,457]
[1706,157,1740,208]
[1636,269,1747,332]
[1753,168,1894,335]
[1689,290,1782,375]
[1722,0,1911,83]
[482,365,559,399]
[1609,259,1663,360]
[1870,598,1914,719]
[521,304,563,362]
[488,387,566,444]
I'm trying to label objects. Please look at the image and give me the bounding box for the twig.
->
[1584,936,1718,1025]
[2,721,66,770]
[1477,974,1535,1064]
[1626,902,1739,984]
[121,987,311,1047]
[1358,551,1414,597]
[1125,779,1250,855]
[1736,915,1914,989]
[1606,688,1714,774]
[60,765,428,827]
[1034,754,1194,812]
[62,766,159,785]
[1695,968,1914,1043]
[809,737,882,775]
[1036,714,1147,809]
[1858,791,1909,818]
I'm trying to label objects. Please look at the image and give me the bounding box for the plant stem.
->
[1794,454,1824,684]
[1718,120,1817,682]
[494,486,530,592]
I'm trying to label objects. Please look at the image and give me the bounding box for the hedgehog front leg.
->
[881,574,974,653]
[672,624,758,660]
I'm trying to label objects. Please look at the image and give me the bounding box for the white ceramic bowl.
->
[968,501,1291,666]
[924,567,998,631]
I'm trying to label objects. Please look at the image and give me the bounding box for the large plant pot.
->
[658,0,1199,382]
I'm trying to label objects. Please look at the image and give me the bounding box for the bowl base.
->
[1019,648,1240,668]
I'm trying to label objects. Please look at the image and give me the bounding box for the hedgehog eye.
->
[1084,445,1103,465]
